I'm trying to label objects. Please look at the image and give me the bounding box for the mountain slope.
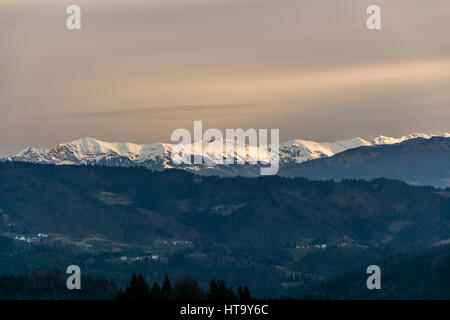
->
[280,137,450,187]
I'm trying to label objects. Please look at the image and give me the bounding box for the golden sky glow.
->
[1,0,449,155]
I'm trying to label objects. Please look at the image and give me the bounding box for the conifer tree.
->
[237,285,251,301]
[161,275,172,300]
[119,274,150,300]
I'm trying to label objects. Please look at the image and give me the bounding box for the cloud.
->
[1,0,450,156]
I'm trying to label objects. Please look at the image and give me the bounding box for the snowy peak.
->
[370,133,436,145]
[280,136,379,164]
[62,137,150,157]
[18,147,49,157]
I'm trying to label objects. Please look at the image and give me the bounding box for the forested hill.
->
[1,162,450,248]
[1,162,450,297]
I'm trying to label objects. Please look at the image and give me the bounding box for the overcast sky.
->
[1,0,449,156]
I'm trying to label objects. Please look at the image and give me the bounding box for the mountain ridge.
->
[280,136,450,187]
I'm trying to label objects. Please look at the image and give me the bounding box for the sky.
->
[1,0,450,156]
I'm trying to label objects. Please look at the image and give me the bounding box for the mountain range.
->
[3,133,450,186]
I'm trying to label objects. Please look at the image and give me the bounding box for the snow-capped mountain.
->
[3,133,449,176]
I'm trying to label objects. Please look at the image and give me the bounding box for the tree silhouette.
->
[161,275,173,300]
[118,274,150,300]
[150,281,161,300]
[237,285,251,301]
[173,276,206,300]
[208,280,237,301]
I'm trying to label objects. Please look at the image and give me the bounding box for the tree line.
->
[0,269,251,300]
[117,274,251,301]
